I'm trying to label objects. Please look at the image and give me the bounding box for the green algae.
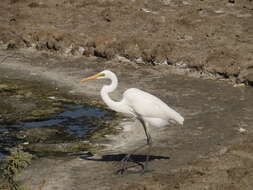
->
[30,108,62,118]
[0,79,78,123]
[24,141,95,154]
[0,146,32,190]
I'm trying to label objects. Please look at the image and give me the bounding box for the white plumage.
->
[122,88,184,126]
[81,70,184,173]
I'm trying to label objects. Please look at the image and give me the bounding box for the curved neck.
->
[100,73,121,112]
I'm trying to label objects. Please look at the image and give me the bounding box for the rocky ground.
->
[0,0,253,189]
[0,0,253,83]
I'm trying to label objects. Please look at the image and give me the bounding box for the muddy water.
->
[0,80,114,159]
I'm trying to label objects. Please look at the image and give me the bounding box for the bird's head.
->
[80,70,113,82]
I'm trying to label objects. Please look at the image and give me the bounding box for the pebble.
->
[238,127,247,133]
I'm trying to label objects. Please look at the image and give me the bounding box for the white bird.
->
[81,70,184,173]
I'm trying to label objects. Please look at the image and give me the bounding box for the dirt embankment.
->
[0,0,253,84]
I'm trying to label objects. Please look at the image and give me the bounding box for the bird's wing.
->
[123,88,183,123]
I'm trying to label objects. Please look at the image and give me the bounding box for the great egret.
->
[81,70,184,173]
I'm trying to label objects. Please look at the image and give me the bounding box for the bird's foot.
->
[116,167,127,175]
[116,164,144,175]
[115,154,153,175]
[115,154,134,175]
[118,154,131,174]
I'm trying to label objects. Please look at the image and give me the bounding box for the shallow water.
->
[22,104,111,131]
[0,103,114,159]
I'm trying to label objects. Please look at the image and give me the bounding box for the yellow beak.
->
[80,73,100,82]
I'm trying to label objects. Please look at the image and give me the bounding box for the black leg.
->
[117,143,147,174]
[117,118,153,174]
[138,118,153,172]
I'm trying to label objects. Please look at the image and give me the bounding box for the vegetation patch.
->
[0,146,32,190]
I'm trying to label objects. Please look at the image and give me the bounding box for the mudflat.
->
[0,0,253,189]
[0,50,252,189]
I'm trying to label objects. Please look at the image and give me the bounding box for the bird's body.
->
[122,88,184,126]
[110,88,182,128]
[81,70,184,173]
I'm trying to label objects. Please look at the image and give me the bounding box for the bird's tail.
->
[176,113,184,125]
